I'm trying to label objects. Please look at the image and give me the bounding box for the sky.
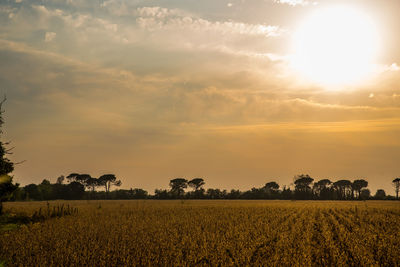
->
[0,0,400,194]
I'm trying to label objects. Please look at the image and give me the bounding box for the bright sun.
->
[291,6,380,87]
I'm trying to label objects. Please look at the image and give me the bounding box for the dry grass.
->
[1,200,400,266]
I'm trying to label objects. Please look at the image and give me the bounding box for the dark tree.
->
[263,181,280,199]
[206,188,227,199]
[66,181,85,199]
[264,181,279,192]
[169,178,188,198]
[227,189,242,199]
[374,189,386,200]
[393,178,400,200]
[56,175,65,184]
[75,174,92,186]
[24,184,41,200]
[154,189,170,199]
[360,188,371,200]
[39,179,54,200]
[66,173,80,183]
[0,98,17,214]
[313,179,332,199]
[188,178,205,191]
[0,175,18,214]
[333,180,352,200]
[86,177,100,192]
[294,174,314,199]
[98,174,121,192]
[352,179,368,200]
[67,173,104,192]
[129,188,148,199]
[281,186,293,199]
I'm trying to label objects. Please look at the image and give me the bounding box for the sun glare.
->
[291,6,380,87]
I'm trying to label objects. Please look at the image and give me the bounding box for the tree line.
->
[10,173,127,201]
[153,175,400,200]
[7,174,400,201]
[1,99,400,210]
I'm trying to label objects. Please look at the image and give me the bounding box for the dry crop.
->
[1,200,400,266]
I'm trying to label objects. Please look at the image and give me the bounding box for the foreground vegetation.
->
[1,200,400,266]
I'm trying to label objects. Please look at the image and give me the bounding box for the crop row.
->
[1,200,399,266]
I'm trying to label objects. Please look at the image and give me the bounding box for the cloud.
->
[136,6,282,37]
[131,6,284,69]
[1,0,400,192]
[273,0,313,6]
[44,31,56,42]
[0,2,287,77]
[3,37,399,132]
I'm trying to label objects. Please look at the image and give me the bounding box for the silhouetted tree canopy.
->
[360,189,371,200]
[66,173,80,183]
[374,189,386,200]
[352,179,368,200]
[294,174,314,199]
[6,173,399,201]
[264,182,279,191]
[169,178,188,198]
[188,178,205,191]
[393,178,400,200]
[98,174,121,192]
[333,180,352,200]
[313,179,332,199]
[0,98,17,214]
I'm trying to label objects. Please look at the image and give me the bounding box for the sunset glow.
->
[2,1,400,265]
[292,6,381,86]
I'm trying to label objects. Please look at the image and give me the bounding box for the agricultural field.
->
[1,200,400,266]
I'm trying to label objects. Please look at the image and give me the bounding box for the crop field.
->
[1,200,400,266]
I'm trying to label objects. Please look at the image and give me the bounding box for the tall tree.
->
[294,174,314,199]
[75,174,92,187]
[98,174,121,192]
[0,98,17,215]
[263,181,280,199]
[188,178,205,191]
[67,173,100,192]
[66,173,80,183]
[313,179,332,198]
[169,178,188,198]
[333,180,352,200]
[352,179,368,200]
[86,177,100,192]
[392,178,400,200]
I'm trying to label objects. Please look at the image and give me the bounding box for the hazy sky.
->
[1,0,399,194]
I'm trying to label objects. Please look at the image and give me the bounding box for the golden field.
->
[1,200,400,266]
